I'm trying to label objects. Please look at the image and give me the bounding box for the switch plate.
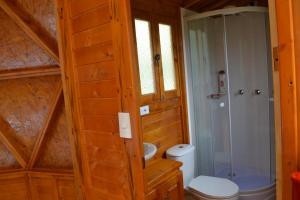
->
[140,105,150,116]
[118,112,132,139]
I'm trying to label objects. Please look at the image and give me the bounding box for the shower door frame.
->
[181,4,283,198]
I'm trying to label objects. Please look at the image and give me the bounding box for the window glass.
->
[134,19,156,95]
[159,24,176,91]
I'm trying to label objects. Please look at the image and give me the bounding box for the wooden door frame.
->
[294,0,300,175]
[269,0,299,199]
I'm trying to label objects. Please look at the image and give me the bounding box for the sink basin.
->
[144,143,157,161]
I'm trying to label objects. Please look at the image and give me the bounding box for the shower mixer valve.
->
[238,89,244,95]
[237,89,262,95]
[255,89,262,95]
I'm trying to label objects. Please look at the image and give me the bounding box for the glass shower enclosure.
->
[184,8,275,193]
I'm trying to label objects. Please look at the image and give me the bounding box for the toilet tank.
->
[166,144,195,188]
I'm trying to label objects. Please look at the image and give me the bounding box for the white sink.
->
[144,143,157,161]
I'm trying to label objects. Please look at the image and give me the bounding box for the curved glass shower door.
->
[188,16,232,179]
[186,10,275,193]
[225,12,274,191]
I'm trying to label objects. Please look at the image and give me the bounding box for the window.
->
[134,16,179,103]
[159,24,177,91]
[134,19,156,95]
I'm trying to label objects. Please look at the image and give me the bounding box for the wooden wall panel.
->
[142,107,183,164]
[0,172,76,200]
[35,101,73,170]
[132,0,180,17]
[57,0,145,199]
[0,76,61,159]
[56,178,76,200]
[69,0,107,17]
[69,0,133,194]
[72,23,112,50]
[0,173,30,200]
[29,174,75,200]
[70,4,110,34]
[76,61,116,82]
[0,9,57,70]
[30,176,60,200]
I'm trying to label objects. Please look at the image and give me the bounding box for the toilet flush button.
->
[220,102,225,107]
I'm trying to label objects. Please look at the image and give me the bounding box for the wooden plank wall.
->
[57,0,145,199]
[131,0,188,166]
[0,171,76,200]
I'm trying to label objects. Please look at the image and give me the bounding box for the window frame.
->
[153,16,180,100]
[133,12,180,104]
[133,11,161,104]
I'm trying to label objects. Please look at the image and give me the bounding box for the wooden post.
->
[275,0,298,199]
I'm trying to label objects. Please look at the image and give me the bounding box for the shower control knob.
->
[255,89,262,95]
[238,89,244,95]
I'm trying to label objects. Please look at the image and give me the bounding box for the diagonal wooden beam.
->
[0,117,28,168]
[0,65,61,80]
[27,82,63,169]
[0,0,59,62]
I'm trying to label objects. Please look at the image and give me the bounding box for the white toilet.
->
[167,144,239,200]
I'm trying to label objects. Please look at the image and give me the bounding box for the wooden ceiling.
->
[0,0,77,199]
[0,0,72,172]
[183,0,268,12]
[0,0,59,72]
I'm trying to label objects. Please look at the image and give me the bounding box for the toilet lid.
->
[188,176,239,198]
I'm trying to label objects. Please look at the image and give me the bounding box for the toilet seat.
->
[188,176,239,199]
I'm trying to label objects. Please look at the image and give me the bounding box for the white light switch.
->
[140,105,150,116]
[118,112,132,139]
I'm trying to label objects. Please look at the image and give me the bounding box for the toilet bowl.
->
[166,144,239,200]
[188,176,239,200]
